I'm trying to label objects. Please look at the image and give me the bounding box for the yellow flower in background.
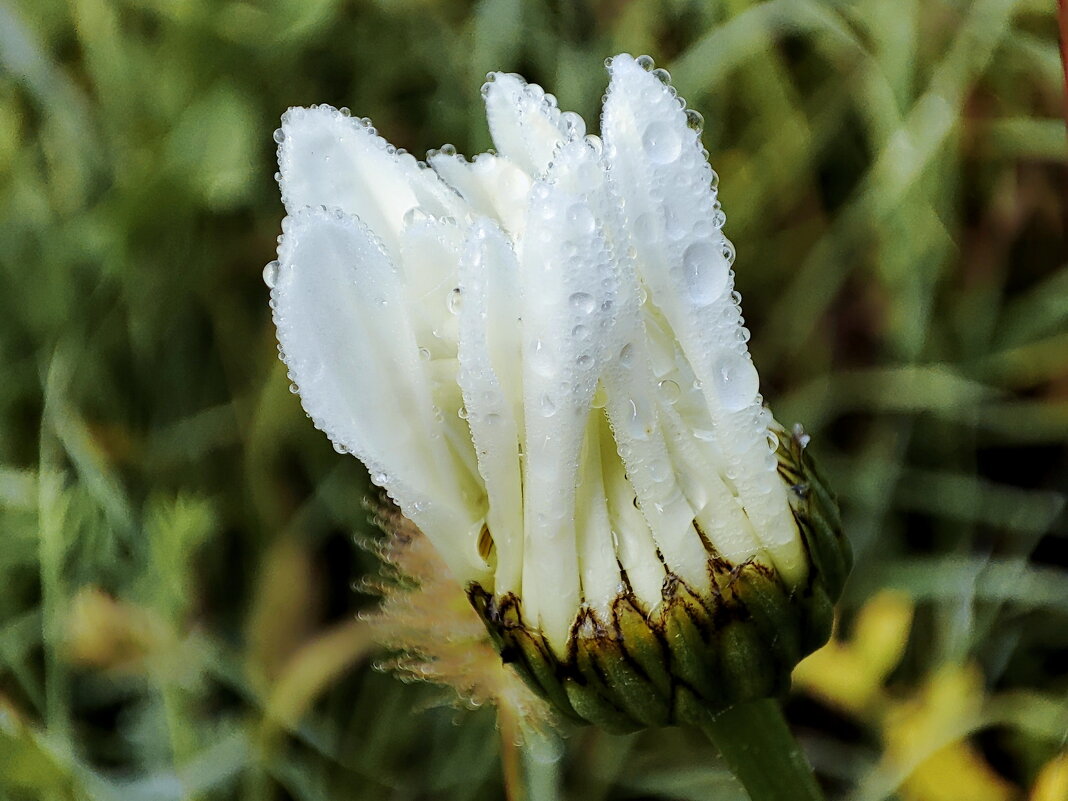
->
[794,589,914,714]
[884,664,1015,801]
[1031,752,1068,801]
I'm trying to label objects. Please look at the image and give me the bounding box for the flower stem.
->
[499,705,525,801]
[696,699,826,801]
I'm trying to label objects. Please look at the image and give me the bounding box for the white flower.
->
[267,54,808,653]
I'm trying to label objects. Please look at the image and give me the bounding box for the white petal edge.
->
[456,218,525,596]
[602,54,806,582]
[277,106,463,258]
[517,139,618,646]
[482,72,585,178]
[272,206,489,583]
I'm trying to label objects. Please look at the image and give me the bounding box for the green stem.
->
[696,699,826,801]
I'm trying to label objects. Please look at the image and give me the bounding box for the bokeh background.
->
[1,0,1066,799]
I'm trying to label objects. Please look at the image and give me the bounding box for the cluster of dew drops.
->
[262,56,780,476]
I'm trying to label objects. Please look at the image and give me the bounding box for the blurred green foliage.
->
[0,0,1066,799]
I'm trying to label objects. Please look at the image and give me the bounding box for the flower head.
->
[268,54,850,730]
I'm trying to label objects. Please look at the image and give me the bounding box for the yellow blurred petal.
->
[793,590,914,714]
[853,590,914,678]
[794,643,880,714]
[902,743,1016,801]
[884,664,1017,801]
[1031,752,1068,801]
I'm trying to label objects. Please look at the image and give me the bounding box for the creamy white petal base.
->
[269,55,806,650]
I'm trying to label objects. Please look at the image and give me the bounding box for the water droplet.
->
[642,121,681,165]
[636,55,655,71]
[288,382,300,394]
[683,240,727,306]
[273,128,286,144]
[576,354,592,368]
[649,458,671,482]
[721,239,736,264]
[569,292,595,314]
[540,394,557,417]
[447,287,462,314]
[371,471,391,485]
[531,339,555,377]
[652,68,671,84]
[560,111,586,137]
[684,109,704,131]
[572,324,590,340]
[766,431,780,452]
[619,343,634,367]
[262,260,280,288]
[713,354,759,412]
[458,406,469,420]
[625,398,650,440]
[591,384,607,409]
[567,203,595,234]
[403,207,430,227]
[657,379,681,404]
[332,441,350,454]
[633,212,657,242]
[419,347,431,361]
[485,412,502,425]
[440,143,457,156]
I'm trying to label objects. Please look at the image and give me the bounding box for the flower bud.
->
[268,54,850,731]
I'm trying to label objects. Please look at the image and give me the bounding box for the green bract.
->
[470,425,849,732]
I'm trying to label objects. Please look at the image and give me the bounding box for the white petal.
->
[272,207,488,582]
[575,415,621,617]
[277,105,463,257]
[595,235,712,596]
[518,139,618,646]
[428,152,531,238]
[602,54,805,581]
[456,219,525,595]
[482,73,585,177]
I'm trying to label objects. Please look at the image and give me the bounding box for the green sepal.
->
[467,422,851,732]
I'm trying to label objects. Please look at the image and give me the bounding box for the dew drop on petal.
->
[713,353,759,412]
[767,430,780,452]
[619,342,635,367]
[682,240,727,306]
[531,339,555,377]
[642,121,681,165]
[657,378,681,404]
[569,292,596,314]
[447,287,463,314]
[632,212,658,244]
[648,458,671,482]
[567,203,596,234]
[262,260,280,288]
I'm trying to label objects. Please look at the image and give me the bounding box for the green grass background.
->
[0,0,1065,799]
